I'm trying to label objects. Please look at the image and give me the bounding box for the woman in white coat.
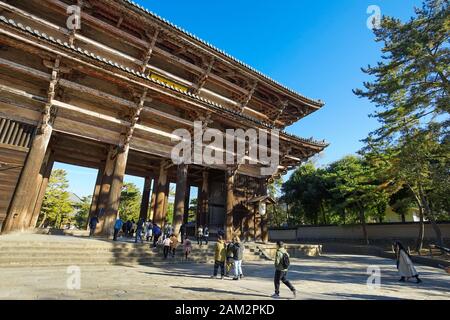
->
[394,241,422,284]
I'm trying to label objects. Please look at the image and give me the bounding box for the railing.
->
[0,117,35,148]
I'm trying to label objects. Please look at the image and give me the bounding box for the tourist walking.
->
[125,220,132,237]
[170,234,179,258]
[394,241,422,283]
[183,236,192,260]
[113,217,123,241]
[135,218,145,243]
[163,236,172,259]
[232,237,245,280]
[88,215,99,237]
[145,221,153,242]
[152,224,162,248]
[272,241,296,299]
[197,225,204,246]
[212,236,226,279]
[203,226,209,245]
[130,220,136,237]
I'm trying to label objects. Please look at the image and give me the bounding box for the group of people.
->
[212,236,246,281]
[196,225,209,246]
[90,215,423,298]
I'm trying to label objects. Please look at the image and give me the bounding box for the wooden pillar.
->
[183,185,191,225]
[139,176,152,221]
[173,164,188,237]
[225,169,235,241]
[92,147,115,232]
[149,177,157,221]
[153,161,168,227]
[163,181,170,225]
[28,149,55,229]
[86,163,105,228]
[2,124,53,233]
[261,212,269,243]
[100,144,130,237]
[200,170,209,227]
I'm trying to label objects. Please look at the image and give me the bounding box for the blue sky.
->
[55,0,423,197]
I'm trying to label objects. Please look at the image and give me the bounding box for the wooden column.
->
[28,149,55,229]
[183,185,191,225]
[261,213,269,243]
[163,181,170,225]
[2,125,53,233]
[200,170,209,227]
[139,176,152,221]
[153,161,168,227]
[149,177,157,221]
[225,169,235,240]
[173,164,188,237]
[86,162,105,228]
[100,144,130,237]
[92,147,115,232]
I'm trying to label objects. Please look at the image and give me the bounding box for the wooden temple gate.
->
[0,0,327,241]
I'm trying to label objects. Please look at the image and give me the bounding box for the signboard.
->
[150,73,188,93]
[259,202,267,216]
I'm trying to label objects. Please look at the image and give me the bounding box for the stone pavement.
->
[0,254,448,300]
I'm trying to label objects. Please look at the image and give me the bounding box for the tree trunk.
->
[416,206,425,254]
[401,213,406,223]
[419,184,443,247]
[358,206,369,245]
[38,213,47,229]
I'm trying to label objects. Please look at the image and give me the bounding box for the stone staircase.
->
[0,235,274,267]
[0,234,214,267]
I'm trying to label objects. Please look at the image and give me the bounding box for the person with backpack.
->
[232,237,245,280]
[272,241,296,299]
[225,240,235,277]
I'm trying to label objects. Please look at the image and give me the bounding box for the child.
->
[170,234,179,258]
[163,236,172,259]
[183,236,192,260]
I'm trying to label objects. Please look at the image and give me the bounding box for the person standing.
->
[88,215,99,237]
[163,236,172,259]
[272,241,296,299]
[197,225,204,246]
[125,220,132,237]
[183,236,192,260]
[394,241,422,283]
[145,221,153,242]
[152,224,162,248]
[135,218,145,243]
[203,226,209,245]
[170,233,179,258]
[225,240,235,277]
[212,236,226,279]
[113,217,123,241]
[232,237,245,281]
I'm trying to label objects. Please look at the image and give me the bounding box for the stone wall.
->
[269,222,450,243]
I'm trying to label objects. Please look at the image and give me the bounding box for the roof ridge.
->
[0,15,328,148]
[120,0,324,107]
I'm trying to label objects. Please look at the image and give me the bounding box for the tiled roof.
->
[0,15,328,149]
[120,0,325,108]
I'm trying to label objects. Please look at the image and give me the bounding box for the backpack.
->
[281,252,290,269]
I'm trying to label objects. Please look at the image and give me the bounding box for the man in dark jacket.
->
[135,218,145,243]
[272,241,296,299]
[88,216,99,237]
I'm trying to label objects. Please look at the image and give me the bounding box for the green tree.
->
[355,0,449,248]
[118,183,142,222]
[38,169,73,228]
[74,196,92,229]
